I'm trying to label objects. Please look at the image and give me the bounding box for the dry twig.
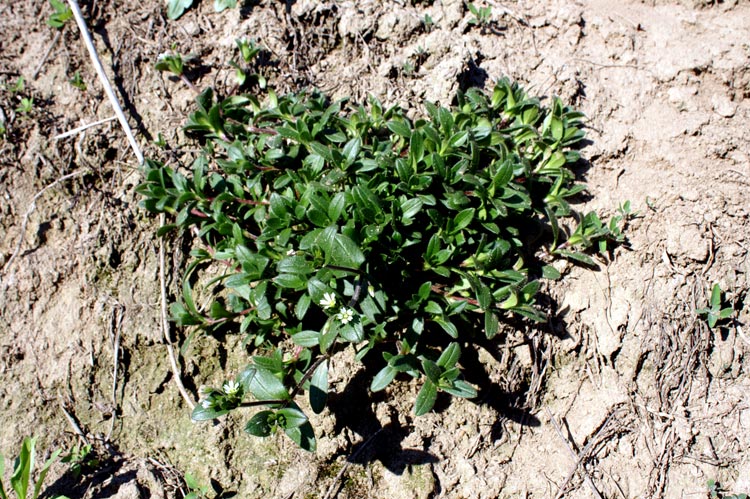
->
[160,213,196,410]
[54,115,118,140]
[33,31,62,80]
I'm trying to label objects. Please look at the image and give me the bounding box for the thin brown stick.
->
[66,0,144,165]
[32,30,62,79]
[2,169,89,274]
[160,213,196,410]
[547,407,604,499]
[59,399,90,446]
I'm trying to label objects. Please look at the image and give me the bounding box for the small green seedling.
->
[7,77,24,94]
[697,284,733,328]
[153,132,167,149]
[708,479,748,499]
[0,437,67,499]
[467,2,492,29]
[422,14,434,32]
[16,97,33,114]
[184,472,213,499]
[69,71,86,91]
[167,0,237,20]
[47,0,72,29]
[155,52,199,93]
[60,444,98,478]
[230,38,267,89]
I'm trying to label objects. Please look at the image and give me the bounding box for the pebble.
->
[712,93,736,118]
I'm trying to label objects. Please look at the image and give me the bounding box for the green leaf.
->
[448,130,469,148]
[437,343,460,368]
[295,294,311,320]
[277,407,308,429]
[434,318,458,338]
[245,410,275,437]
[191,404,230,421]
[452,208,475,233]
[10,437,34,499]
[318,227,365,269]
[542,265,562,280]
[343,137,361,165]
[33,449,61,499]
[284,421,317,452]
[310,360,328,414]
[442,380,477,398]
[370,365,397,392]
[214,0,237,12]
[414,378,438,416]
[291,330,319,347]
[719,308,733,320]
[167,0,194,19]
[485,310,499,339]
[248,368,289,401]
[710,284,722,308]
[421,359,441,384]
[319,322,339,353]
[401,198,423,220]
[387,119,412,138]
[278,255,313,275]
[556,249,597,266]
[274,273,308,289]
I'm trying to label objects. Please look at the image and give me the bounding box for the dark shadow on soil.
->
[327,365,438,475]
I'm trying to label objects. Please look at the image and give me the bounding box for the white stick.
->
[54,115,118,140]
[66,0,144,165]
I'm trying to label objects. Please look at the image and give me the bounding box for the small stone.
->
[182,21,201,37]
[712,93,736,118]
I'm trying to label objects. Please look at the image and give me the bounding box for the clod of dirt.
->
[666,223,709,262]
[711,93,737,118]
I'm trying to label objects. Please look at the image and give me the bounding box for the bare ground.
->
[1,0,749,498]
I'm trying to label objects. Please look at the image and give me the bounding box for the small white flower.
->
[320,292,337,310]
[201,398,214,409]
[223,380,240,395]
[286,248,296,256]
[336,307,355,325]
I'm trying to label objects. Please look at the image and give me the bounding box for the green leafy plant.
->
[8,77,25,94]
[60,444,98,478]
[229,38,267,89]
[167,0,237,20]
[709,479,748,499]
[47,0,72,29]
[467,2,492,29]
[183,472,213,499]
[0,437,66,499]
[138,79,623,450]
[68,71,86,91]
[15,98,33,114]
[155,52,199,93]
[697,284,733,328]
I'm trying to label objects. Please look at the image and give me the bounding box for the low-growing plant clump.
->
[138,79,626,450]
